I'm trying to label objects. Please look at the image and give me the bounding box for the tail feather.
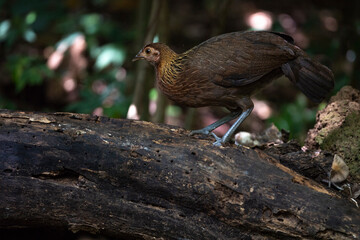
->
[282,57,334,103]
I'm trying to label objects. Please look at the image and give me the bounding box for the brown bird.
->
[133,31,334,146]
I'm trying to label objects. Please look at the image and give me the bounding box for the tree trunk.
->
[0,109,359,240]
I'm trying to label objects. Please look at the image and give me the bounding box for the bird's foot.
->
[190,129,224,146]
[211,133,224,147]
[189,128,211,136]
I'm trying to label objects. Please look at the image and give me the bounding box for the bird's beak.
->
[132,50,144,62]
[132,54,142,62]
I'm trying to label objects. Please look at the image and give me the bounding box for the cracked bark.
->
[0,109,359,240]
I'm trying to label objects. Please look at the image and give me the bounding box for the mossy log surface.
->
[0,109,359,240]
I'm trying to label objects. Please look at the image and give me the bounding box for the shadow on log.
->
[0,109,359,239]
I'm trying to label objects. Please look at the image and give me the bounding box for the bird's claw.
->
[189,129,225,146]
[211,132,224,146]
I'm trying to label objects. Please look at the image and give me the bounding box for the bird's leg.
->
[189,111,241,136]
[213,107,253,146]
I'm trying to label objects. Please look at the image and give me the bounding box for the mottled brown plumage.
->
[133,31,334,146]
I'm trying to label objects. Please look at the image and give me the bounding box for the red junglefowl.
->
[133,31,334,146]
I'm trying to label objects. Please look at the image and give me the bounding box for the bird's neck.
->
[156,48,180,85]
[153,47,192,103]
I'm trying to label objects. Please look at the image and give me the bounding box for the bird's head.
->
[133,43,176,66]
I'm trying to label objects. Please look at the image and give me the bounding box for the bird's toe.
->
[211,133,224,146]
[189,129,210,136]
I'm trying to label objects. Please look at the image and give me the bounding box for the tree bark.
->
[0,109,359,240]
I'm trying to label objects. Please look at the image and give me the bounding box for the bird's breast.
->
[156,71,242,109]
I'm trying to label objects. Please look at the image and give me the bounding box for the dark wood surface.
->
[0,110,359,239]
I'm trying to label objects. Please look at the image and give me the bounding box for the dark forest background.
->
[1,0,359,143]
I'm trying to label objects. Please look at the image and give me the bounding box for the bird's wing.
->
[186,31,297,88]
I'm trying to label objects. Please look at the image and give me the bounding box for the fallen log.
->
[0,109,359,239]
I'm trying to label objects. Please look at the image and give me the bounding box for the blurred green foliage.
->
[269,95,325,142]
[0,0,359,142]
[6,55,53,92]
[0,0,133,117]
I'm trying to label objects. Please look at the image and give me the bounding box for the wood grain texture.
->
[0,110,359,239]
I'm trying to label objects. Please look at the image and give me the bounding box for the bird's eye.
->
[145,48,151,54]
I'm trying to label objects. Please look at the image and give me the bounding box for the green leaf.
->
[80,14,102,35]
[6,55,53,92]
[166,105,182,117]
[94,44,125,71]
[0,20,11,41]
[25,11,37,25]
[23,28,36,42]
[55,32,83,49]
[149,88,158,101]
